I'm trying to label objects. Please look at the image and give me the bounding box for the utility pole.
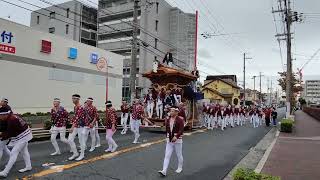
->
[243,53,252,105]
[252,75,258,102]
[259,72,264,104]
[130,0,139,103]
[270,80,273,106]
[273,0,302,116]
[284,0,293,116]
[267,78,270,105]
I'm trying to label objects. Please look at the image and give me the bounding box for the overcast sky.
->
[1,0,320,93]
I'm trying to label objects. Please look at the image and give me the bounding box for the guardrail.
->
[31,125,165,139]
[303,107,320,121]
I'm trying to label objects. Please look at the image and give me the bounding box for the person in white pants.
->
[105,101,118,152]
[252,108,260,128]
[68,94,87,161]
[145,90,155,118]
[49,98,70,156]
[0,140,10,161]
[83,98,98,153]
[120,101,129,135]
[0,107,32,177]
[206,105,213,130]
[94,120,101,148]
[211,105,218,129]
[0,98,12,161]
[156,88,166,119]
[158,106,184,177]
[131,99,144,144]
[220,107,227,131]
[230,107,235,128]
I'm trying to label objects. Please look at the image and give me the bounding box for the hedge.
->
[303,107,320,121]
[233,168,280,180]
[280,119,294,133]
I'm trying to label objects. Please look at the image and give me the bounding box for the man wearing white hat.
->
[158,106,184,177]
[49,98,70,156]
[0,106,32,177]
[105,101,118,152]
[120,100,129,135]
[68,94,87,161]
[131,99,144,144]
[0,98,10,162]
[83,97,98,152]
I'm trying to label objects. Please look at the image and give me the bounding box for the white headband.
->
[170,107,179,111]
[0,110,11,115]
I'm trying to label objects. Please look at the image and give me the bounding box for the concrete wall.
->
[0,18,123,113]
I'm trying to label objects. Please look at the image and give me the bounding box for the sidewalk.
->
[261,110,320,180]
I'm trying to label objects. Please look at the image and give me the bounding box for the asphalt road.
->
[1,108,285,180]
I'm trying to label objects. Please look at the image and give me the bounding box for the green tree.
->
[278,71,303,110]
[277,72,303,93]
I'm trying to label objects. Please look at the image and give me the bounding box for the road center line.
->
[22,129,205,179]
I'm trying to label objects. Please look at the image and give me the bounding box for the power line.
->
[2,0,190,72]
[37,0,192,58]
[29,0,191,69]
[83,0,191,56]
[272,5,285,71]
[196,0,247,52]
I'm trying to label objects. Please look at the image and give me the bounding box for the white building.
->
[305,80,320,104]
[30,0,98,47]
[0,18,123,113]
[98,0,196,100]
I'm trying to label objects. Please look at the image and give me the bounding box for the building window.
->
[154,56,157,61]
[66,24,69,34]
[156,2,159,14]
[36,16,40,24]
[49,12,55,19]
[155,20,158,32]
[155,38,158,49]
[49,27,55,34]
[123,68,130,75]
[66,8,70,18]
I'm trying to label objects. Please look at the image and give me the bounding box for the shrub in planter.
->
[280,119,294,133]
[22,112,33,117]
[43,119,52,130]
[36,112,45,116]
[233,168,280,180]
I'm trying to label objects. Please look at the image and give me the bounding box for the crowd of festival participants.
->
[0,92,278,177]
[201,103,278,130]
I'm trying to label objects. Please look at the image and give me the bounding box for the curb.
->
[254,130,279,173]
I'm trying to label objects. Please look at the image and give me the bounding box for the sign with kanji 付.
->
[0,30,15,54]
